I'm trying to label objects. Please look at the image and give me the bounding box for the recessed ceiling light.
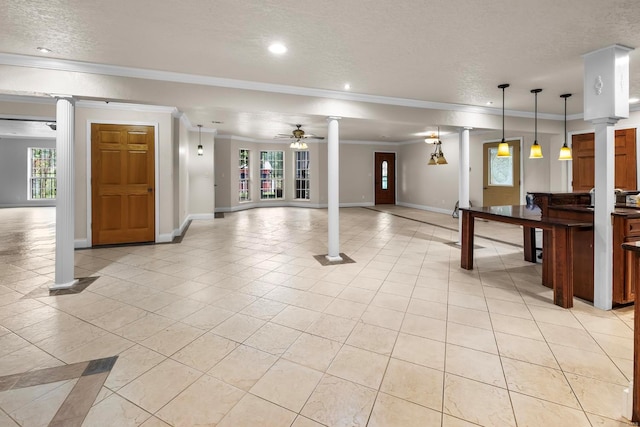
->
[486,101,494,106]
[268,43,287,55]
[37,47,52,53]
[629,97,640,104]
[344,83,351,90]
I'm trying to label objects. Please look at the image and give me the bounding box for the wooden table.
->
[622,241,640,422]
[460,205,592,308]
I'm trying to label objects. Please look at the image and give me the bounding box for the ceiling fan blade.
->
[303,135,325,140]
[275,134,293,138]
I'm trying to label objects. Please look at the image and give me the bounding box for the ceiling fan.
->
[275,124,325,142]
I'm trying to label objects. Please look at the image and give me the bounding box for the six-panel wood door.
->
[374,152,396,204]
[91,124,155,245]
[572,128,637,192]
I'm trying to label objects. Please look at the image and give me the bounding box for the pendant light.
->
[529,89,543,159]
[427,126,447,165]
[558,94,572,161]
[197,124,204,156]
[496,84,511,157]
[435,126,448,164]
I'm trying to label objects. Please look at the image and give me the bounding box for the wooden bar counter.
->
[621,241,640,422]
[460,205,592,308]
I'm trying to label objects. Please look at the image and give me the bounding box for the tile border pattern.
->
[0,356,118,426]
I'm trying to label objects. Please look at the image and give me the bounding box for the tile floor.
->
[0,205,635,426]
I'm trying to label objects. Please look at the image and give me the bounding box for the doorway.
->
[91,123,156,246]
[374,152,396,204]
[572,128,637,192]
[482,140,521,206]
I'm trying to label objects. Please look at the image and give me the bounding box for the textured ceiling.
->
[1,0,639,140]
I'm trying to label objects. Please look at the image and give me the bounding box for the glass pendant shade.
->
[197,124,204,156]
[436,153,448,165]
[529,89,543,159]
[497,84,511,158]
[529,141,543,159]
[558,93,572,161]
[558,143,572,160]
[427,154,437,165]
[496,141,511,157]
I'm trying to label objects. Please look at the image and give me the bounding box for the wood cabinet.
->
[530,192,591,288]
[545,206,640,304]
[614,216,640,303]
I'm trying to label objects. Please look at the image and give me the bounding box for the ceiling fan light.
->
[529,141,543,159]
[428,154,437,165]
[436,154,448,165]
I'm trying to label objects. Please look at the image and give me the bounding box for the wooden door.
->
[483,140,521,206]
[572,128,637,191]
[374,152,396,204]
[91,124,155,245]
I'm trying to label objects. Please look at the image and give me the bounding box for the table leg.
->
[633,254,640,422]
[541,230,552,287]
[551,226,573,309]
[461,210,474,270]
[523,226,536,263]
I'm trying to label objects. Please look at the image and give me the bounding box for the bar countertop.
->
[548,204,640,218]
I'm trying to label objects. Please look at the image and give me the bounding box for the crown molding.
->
[0,94,55,105]
[0,53,572,120]
[75,100,178,114]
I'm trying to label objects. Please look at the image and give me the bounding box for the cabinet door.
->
[624,236,640,302]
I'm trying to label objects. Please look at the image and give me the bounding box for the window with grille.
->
[260,151,284,200]
[28,148,57,200]
[239,149,250,202]
[295,151,310,200]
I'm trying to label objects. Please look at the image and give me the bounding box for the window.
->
[295,151,310,200]
[29,148,57,199]
[239,149,250,202]
[260,151,284,200]
[488,146,514,186]
[381,160,388,190]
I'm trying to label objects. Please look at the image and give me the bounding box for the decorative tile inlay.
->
[0,356,118,426]
[313,253,356,266]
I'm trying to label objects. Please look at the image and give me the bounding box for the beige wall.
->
[213,138,397,211]
[177,117,190,228]
[214,137,232,209]
[188,128,215,216]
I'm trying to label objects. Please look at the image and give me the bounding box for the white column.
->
[326,116,342,262]
[458,127,471,244]
[593,118,618,309]
[51,97,79,290]
[583,44,633,310]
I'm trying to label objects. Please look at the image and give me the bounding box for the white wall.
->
[0,138,56,207]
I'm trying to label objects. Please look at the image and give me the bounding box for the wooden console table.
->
[460,205,592,308]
